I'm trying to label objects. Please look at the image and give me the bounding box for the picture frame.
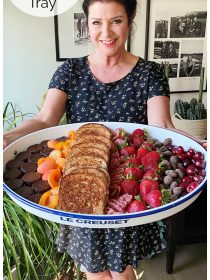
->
[145,0,207,93]
[54,5,130,62]
[54,5,95,62]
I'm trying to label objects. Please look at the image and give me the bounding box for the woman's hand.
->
[3,89,67,149]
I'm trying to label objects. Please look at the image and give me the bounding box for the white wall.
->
[3,0,207,117]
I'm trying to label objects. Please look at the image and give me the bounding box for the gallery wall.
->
[3,0,206,118]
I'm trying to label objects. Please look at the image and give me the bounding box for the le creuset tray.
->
[3,122,207,228]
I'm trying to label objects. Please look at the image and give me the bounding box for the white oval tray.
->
[3,122,207,228]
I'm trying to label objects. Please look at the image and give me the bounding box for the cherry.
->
[193,174,204,184]
[193,152,203,160]
[176,146,185,155]
[198,169,206,177]
[172,147,177,155]
[186,164,197,176]
[186,182,198,193]
[178,153,186,161]
[194,159,206,169]
[167,144,174,151]
[182,176,193,185]
[186,148,195,159]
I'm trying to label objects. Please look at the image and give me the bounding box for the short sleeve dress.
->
[49,56,170,273]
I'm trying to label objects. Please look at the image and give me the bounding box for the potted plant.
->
[171,67,207,139]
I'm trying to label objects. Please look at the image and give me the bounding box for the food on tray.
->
[58,123,112,214]
[3,123,206,215]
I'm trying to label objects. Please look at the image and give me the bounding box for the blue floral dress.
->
[48,56,169,273]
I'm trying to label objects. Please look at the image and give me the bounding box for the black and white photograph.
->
[74,13,90,45]
[154,41,179,59]
[155,19,168,38]
[146,0,207,92]
[179,40,204,78]
[54,1,95,61]
[170,11,207,38]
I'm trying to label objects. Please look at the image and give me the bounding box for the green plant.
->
[3,102,35,131]
[3,194,77,279]
[174,67,207,120]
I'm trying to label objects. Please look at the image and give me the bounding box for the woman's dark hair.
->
[82,0,137,25]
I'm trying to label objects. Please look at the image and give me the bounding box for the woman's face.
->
[87,1,130,56]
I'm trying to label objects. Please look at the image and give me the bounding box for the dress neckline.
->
[85,56,141,86]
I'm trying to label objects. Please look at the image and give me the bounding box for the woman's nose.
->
[101,23,112,37]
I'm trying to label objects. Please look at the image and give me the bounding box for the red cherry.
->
[178,153,186,161]
[186,164,197,176]
[186,182,198,193]
[172,147,177,155]
[176,146,185,155]
[194,159,206,169]
[167,144,174,151]
[186,148,195,159]
[193,174,204,184]
[193,152,203,160]
[198,169,206,177]
[182,176,193,185]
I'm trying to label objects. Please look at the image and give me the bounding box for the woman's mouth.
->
[100,39,117,46]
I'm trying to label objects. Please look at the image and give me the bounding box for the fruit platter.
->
[3,122,207,228]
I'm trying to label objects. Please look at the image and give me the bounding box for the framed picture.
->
[145,0,207,93]
[54,4,130,62]
[54,1,95,62]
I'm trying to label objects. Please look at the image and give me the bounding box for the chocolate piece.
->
[41,139,49,147]
[29,193,42,204]
[56,136,68,142]
[16,186,34,199]
[28,153,42,163]
[40,147,53,157]
[32,180,51,194]
[21,162,38,173]
[6,158,23,169]
[4,178,24,190]
[21,172,41,184]
[15,151,29,161]
[27,144,42,153]
[4,168,22,180]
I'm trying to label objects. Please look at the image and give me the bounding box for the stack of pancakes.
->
[58,123,112,214]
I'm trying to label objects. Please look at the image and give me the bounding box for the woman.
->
[183,55,195,77]
[3,1,205,279]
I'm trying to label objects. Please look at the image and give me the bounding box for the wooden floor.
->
[136,242,207,280]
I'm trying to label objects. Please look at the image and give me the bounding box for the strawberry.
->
[145,190,162,208]
[120,146,136,156]
[139,179,160,201]
[131,137,144,149]
[112,128,129,139]
[130,128,145,139]
[125,167,144,181]
[120,179,139,196]
[141,151,160,166]
[136,147,148,159]
[127,199,147,213]
[124,156,142,167]
[141,142,154,151]
[113,138,128,149]
[142,170,159,180]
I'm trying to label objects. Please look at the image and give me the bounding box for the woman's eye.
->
[92,21,101,25]
[113,19,122,24]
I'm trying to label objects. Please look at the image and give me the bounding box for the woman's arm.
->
[3,89,67,148]
[147,95,207,148]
